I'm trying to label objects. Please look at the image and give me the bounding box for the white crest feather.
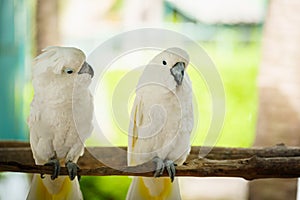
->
[33,46,86,77]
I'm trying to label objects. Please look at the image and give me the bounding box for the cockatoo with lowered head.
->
[27,46,94,200]
[126,47,194,200]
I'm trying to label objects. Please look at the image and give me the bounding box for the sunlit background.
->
[1,0,300,199]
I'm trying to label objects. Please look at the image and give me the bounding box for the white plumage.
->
[127,48,194,200]
[27,46,94,200]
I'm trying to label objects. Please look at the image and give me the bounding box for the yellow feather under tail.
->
[139,177,172,200]
[27,174,82,200]
[126,177,181,200]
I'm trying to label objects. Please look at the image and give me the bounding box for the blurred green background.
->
[0,0,266,199]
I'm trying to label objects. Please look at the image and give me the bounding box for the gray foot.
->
[44,158,61,180]
[66,161,80,181]
[152,156,165,178]
[165,160,176,182]
[152,157,176,182]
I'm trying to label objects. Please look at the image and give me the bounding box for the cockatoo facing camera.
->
[27,46,94,200]
[126,47,194,200]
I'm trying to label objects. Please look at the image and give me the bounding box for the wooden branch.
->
[0,142,300,180]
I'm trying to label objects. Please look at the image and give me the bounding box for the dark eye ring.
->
[162,60,167,65]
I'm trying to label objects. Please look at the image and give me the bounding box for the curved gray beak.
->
[78,61,94,78]
[170,62,185,86]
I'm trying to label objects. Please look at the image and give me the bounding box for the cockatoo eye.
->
[64,68,74,74]
[162,60,167,65]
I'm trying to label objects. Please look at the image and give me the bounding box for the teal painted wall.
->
[0,0,31,140]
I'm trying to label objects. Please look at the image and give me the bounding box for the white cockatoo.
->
[126,47,194,200]
[27,46,94,200]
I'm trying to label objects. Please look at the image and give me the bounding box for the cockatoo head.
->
[32,46,94,94]
[33,46,93,78]
[150,47,189,86]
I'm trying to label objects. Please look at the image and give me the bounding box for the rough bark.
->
[0,142,300,179]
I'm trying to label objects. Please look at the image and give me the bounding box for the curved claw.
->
[40,173,45,179]
[66,161,79,181]
[165,160,176,182]
[152,156,165,178]
[44,159,60,180]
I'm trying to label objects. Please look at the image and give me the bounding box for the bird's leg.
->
[165,160,176,182]
[152,156,165,178]
[66,161,80,181]
[44,158,61,180]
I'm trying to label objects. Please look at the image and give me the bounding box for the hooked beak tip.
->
[78,61,94,78]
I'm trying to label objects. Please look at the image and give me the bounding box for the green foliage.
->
[200,41,260,147]
[80,176,131,200]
